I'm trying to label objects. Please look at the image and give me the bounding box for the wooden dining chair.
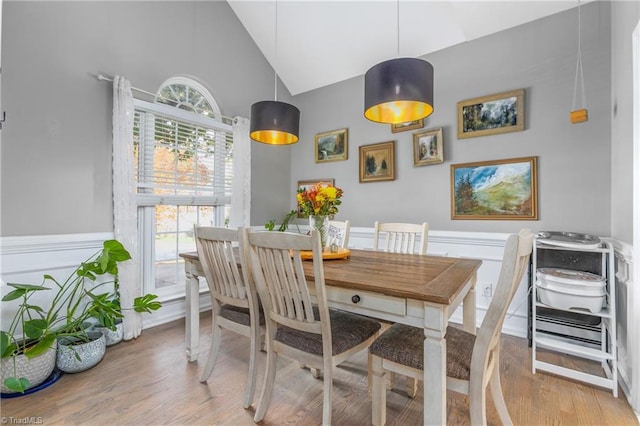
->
[326,219,351,248]
[372,221,428,254]
[369,229,533,426]
[243,228,381,425]
[372,221,429,396]
[194,226,263,409]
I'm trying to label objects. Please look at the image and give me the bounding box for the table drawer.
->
[326,286,406,316]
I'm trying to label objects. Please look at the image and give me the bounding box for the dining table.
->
[179,248,481,425]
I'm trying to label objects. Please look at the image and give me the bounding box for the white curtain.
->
[230,116,251,228]
[112,76,142,339]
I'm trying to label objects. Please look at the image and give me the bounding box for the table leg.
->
[463,274,477,334]
[185,268,200,362]
[423,305,446,426]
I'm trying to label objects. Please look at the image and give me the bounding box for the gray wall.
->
[291,1,614,237]
[2,1,635,240]
[610,0,639,245]
[1,1,291,236]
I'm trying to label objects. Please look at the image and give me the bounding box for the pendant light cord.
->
[396,0,400,56]
[572,0,587,111]
[274,0,279,101]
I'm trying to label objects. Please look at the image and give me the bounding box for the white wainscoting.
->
[2,229,635,407]
[1,233,115,333]
[0,228,523,336]
[609,239,636,408]
[0,232,212,334]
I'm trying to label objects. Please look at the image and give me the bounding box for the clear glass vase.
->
[309,215,329,249]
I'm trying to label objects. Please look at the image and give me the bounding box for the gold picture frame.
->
[457,89,525,139]
[450,156,537,220]
[391,119,424,133]
[413,127,443,166]
[315,128,348,163]
[359,141,395,183]
[296,179,335,217]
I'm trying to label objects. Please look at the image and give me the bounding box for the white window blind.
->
[133,99,233,207]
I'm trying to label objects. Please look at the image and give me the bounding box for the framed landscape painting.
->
[413,127,443,166]
[457,89,524,139]
[391,119,423,133]
[450,156,537,220]
[359,141,395,183]
[315,128,348,163]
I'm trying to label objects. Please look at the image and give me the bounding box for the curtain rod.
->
[96,73,158,99]
[95,73,233,122]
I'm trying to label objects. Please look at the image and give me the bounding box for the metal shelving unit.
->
[531,238,617,397]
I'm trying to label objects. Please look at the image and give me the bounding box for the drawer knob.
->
[351,295,361,304]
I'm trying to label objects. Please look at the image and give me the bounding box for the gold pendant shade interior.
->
[363,0,434,124]
[364,57,434,124]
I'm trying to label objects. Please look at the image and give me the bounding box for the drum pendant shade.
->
[250,100,300,145]
[364,57,434,124]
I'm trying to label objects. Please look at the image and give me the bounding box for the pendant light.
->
[250,0,300,145]
[570,0,588,124]
[364,0,434,124]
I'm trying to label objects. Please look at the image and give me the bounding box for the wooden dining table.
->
[180,248,481,425]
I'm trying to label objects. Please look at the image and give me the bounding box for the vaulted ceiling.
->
[228,0,590,96]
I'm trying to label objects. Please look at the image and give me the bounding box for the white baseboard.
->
[141,293,212,330]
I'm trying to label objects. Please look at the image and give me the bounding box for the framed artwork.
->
[315,128,348,163]
[391,119,424,133]
[413,127,443,166]
[450,156,537,220]
[359,141,395,183]
[457,89,524,139]
[296,179,334,217]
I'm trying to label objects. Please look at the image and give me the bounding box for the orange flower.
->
[297,183,343,216]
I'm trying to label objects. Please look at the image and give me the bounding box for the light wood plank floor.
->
[2,311,638,425]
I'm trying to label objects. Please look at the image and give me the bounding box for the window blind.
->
[133,99,233,207]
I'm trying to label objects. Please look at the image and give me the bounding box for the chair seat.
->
[276,308,381,356]
[368,323,475,380]
[220,304,265,326]
[369,230,533,426]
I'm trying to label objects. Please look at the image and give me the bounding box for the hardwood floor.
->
[2,312,638,425]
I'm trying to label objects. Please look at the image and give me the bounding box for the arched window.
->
[155,77,221,119]
[134,77,234,298]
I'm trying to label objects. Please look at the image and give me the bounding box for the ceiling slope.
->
[228,0,589,96]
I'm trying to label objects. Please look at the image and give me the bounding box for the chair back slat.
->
[373,222,429,254]
[248,230,324,335]
[326,220,351,248]
[195,226,250,308]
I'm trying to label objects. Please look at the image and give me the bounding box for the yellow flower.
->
[323,186,337,200]
[296,183,343,217]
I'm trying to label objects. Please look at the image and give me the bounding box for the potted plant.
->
[89,277,161,346]
[50,240,161,371]
[0,283,58,394]
[88,291,124,346]
[38,240,123,373]
[1,239,161,392]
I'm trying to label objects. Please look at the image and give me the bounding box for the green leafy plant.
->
[88,278,161,331]
[265,210,300,233]
[1,239,161,393]
[1,283,57,393]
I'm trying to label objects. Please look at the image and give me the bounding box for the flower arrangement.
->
[296,182,343,217]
